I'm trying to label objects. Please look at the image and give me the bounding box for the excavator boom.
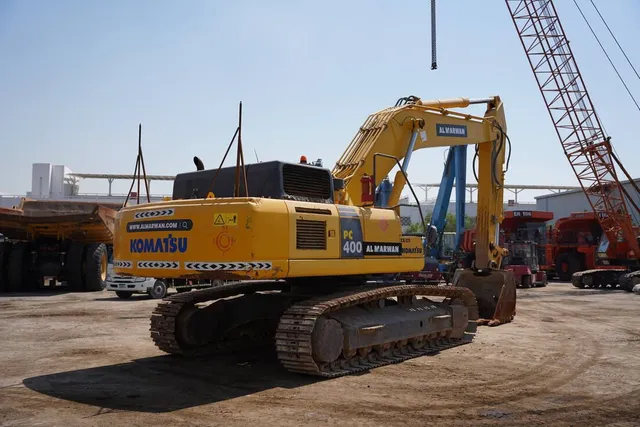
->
[331,95,516,324]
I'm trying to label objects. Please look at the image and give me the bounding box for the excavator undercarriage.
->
[572,268,639,291]
[150,279,479,377]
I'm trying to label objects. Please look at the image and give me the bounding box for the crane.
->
[505,0,640,290]
[431,0,640,290]
[111,95,516,378]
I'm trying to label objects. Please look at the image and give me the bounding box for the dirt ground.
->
[0,282,639,427]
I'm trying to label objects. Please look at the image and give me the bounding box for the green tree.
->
[406,212,432,233]
[406,213,476,233]
[443,213,457,232]
[464,215,476,230]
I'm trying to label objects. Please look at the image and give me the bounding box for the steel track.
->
[571,269,628,290]
[275,285,479,377]
[150,282,480,377]
[150,280,289,357]
[619,270,640,291]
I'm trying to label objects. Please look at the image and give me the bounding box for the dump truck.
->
[0,198,120,292]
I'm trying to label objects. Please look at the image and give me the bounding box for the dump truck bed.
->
[0,199,121,243]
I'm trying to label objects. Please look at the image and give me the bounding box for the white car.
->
[106,263,227,299]
[106,263,164,299]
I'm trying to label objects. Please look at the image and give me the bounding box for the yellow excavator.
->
[112,95,516,377]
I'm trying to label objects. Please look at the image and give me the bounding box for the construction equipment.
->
[500,210,552,287]
[112,95,516,377]
[506,1,640,290]
[543,211,640,286]
[545,212,603,281]
[0,199,120,292]
[504,0,640,291]
[459,210,551,288]
[430,0,640,291]
[396,145,469,285]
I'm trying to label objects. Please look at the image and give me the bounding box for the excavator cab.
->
[508,243,538,269]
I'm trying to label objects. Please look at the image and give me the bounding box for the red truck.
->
[544,212,639,282]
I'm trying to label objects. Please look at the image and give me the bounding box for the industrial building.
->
[535,178,640,224]
[1,163,80,208]
[0,163,171,209]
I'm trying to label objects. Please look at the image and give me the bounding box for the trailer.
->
[0,199,121,292]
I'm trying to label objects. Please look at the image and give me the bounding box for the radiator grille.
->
[296,219,326,250]
[295,207,332,215]
[283,164,331,200]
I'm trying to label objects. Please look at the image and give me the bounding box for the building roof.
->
[534,177,640,200]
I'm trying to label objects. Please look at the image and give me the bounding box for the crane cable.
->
[430,0,437,69]
[572,0,640,112]
[589,0,640,82]
[574,0,640,223]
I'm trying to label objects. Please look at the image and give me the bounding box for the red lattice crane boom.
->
[505,0,639,259]
[501,0,640,289]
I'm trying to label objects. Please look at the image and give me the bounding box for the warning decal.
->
[213,213,238,226]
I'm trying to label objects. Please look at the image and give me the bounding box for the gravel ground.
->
[0,282,639,427]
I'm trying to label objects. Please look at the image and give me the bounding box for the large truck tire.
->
[84,243,108,292]
[555,252,581,282]
[8,242,36,292]
[65,242,86,291]
[0,242,13,292]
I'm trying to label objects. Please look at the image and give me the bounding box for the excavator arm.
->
[330,95,517,325]
[332,96,509,270]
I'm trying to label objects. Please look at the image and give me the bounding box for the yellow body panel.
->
[113,197,424,280]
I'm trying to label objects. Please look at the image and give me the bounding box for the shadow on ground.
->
[23,350,320,413]
[0,289,72,298]
[517,288,628,299]
[93,295,154,302]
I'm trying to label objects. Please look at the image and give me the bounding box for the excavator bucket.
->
[452,268,516,326]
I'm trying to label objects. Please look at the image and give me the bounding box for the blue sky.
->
[1,0,639,202]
